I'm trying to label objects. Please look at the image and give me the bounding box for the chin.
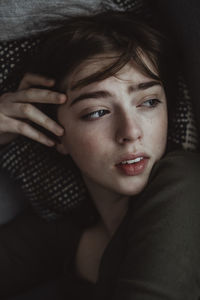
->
[114,178,149,197]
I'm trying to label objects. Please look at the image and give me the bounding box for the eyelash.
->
[81,99,161,120]
[82,109,110,120]
[140,98,161,108]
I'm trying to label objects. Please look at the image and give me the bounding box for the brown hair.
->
[28,11,178,130]
[30,11,176,88]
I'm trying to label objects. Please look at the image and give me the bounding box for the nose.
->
[115,111,142,145]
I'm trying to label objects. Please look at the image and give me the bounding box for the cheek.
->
[154,112,168,152]
[146,109,168,153]
[63,125,107,164]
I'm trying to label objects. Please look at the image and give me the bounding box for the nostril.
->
[116,135,131,145]
[122,137,130,142]
[115,126,142,144]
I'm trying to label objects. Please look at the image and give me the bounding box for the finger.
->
[2,89,67,104]
[7,103,64,136]
[18,73,55,90]
[0,115,55,147]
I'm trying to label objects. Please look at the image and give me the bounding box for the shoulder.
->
[114,150,200,300]
[128,150,200,231]
[160,149,200,169]
[149,150,200,192]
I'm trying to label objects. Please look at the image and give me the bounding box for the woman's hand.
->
[0,73,66,147]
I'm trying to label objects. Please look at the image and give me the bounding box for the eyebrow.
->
[70,80,161,107]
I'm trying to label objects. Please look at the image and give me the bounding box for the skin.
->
[0,73,66,146]
[57,57,168,233]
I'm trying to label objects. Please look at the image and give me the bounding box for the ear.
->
[56,142,69,155]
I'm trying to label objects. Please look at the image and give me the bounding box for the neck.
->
[83,176,129,236]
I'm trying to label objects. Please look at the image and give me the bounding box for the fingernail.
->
[47,140,55,146]
[47,79,55,85]
[57,128,64,136]
[59,94,67,102]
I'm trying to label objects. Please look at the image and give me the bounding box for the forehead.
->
[60,55,116,91]
[60,54,158,93]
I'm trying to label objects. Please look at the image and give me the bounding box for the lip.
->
[115,153,149,176]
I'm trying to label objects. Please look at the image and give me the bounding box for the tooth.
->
[121,157,143,165]
[134,157,142,163]
[127,160,135,164]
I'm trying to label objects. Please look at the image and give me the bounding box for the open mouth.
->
[116,156,149,176]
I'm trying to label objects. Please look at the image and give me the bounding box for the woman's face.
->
[57,58,168,197]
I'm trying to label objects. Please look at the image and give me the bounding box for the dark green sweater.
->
[1,151,200,300]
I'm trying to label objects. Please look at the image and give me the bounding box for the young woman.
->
[0,11,200,300]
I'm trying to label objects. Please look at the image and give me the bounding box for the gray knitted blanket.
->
[0,0,124,40]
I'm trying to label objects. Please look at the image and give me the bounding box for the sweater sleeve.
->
[113,151,200,300]
[0,209,82,298]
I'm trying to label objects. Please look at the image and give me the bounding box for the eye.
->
[81,109,110,120]
[140,98,161,108]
